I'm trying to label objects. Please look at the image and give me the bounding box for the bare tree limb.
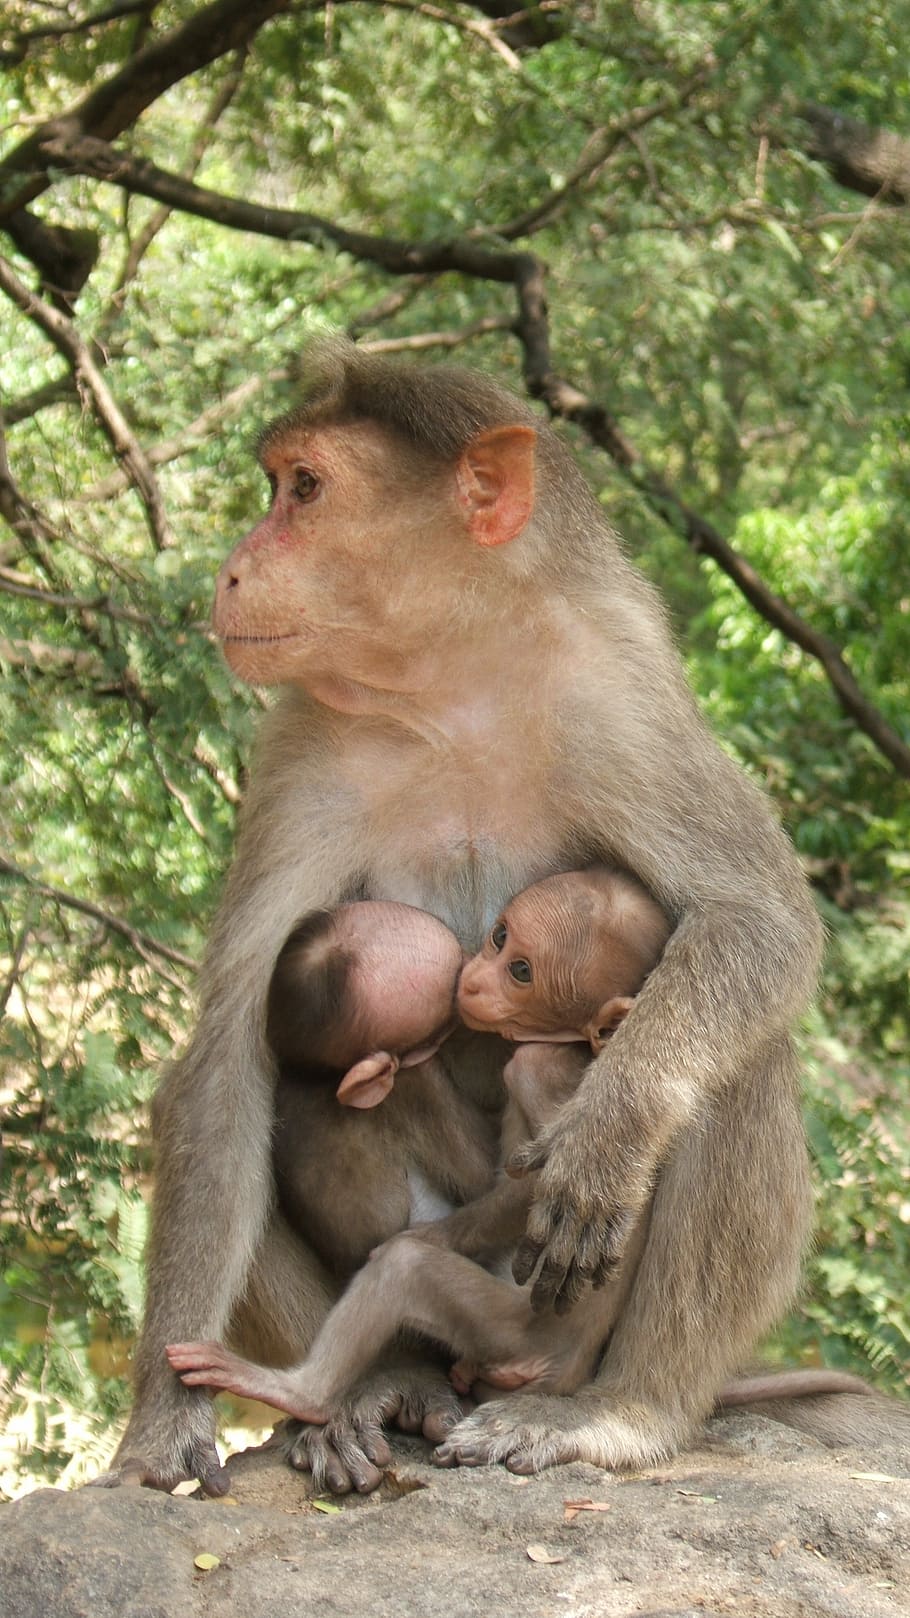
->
[0,253,172,549]
[78,370,285,500]
[34,132,527,281]
[0,0,294,221]
[0,855,197,972]
[0,572,157,628]
[801,103,910,204]
[362,315,515,353]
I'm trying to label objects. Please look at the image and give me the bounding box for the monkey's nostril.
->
[227,573,240,590]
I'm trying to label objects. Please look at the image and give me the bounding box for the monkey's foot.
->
[88,1386,231,1496]
[433,1390,679,1476]
[271,1365,467,1494]
[166,1340,330,1424]
[450,1355,550,1395]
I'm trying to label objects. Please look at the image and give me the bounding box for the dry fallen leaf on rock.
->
[563,1498,612,1522]
[526,1544,565,1564]
[383,1469,428,1497]
[193,1553,221,1572]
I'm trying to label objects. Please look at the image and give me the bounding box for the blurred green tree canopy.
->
[1,0,908,1491]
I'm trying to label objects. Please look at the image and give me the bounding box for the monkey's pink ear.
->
[455,426,536,547]
[586,996,635,1054]
[336,1053,399,1109]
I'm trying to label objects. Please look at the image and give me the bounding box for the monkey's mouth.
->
[458,1006,502,1034]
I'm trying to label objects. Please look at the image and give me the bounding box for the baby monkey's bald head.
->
[268,900,463,1083]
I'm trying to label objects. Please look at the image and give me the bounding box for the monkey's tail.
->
[715,1369,910,1459]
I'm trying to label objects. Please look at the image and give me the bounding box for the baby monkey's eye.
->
[293,467,320,502]
[508,959,532,984]
[490,921,507,951]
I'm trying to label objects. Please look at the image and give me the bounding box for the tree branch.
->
[0,2,157,65]
[34,132,527,281]
[801,103,910,204]
[78,370,284,500]
[0,571,157,629]
[0,855,197,972]
[0,253,172,549]
[0,0,294,221]
[521,361,910,778]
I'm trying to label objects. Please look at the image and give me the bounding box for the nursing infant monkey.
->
[168,869,863,1431]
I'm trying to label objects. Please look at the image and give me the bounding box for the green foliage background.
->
[1,0,908,1493]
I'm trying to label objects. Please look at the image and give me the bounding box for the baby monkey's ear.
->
[336,1053,399,1109]
[585,996,635,1054]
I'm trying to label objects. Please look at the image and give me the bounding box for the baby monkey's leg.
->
[166,1341,331,1424]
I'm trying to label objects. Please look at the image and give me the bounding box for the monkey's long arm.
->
[105,703,363,1493]
[510,709,824,1315]
[407,1173,534,1260]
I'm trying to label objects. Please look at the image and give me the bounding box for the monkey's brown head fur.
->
[213,339,609,694]
[264,336,543,464]
[458,867,670,1050]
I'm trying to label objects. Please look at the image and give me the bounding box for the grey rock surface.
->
[2,1414,909,1618]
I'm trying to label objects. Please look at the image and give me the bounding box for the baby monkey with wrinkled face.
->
[168,868,670,1424]
[458,867,671,1050]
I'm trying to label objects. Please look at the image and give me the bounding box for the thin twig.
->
[0,856,197,972]
[0,571,158,628]
[0,254,172,549]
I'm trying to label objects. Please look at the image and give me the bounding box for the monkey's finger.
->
[511,1236,545,1286]
[531,1254,576,1312]
[505,1451,538,1476]
[433,1438,485,1467]
[196,1442,232,1498]
[328,1426,386,1493]
[290,1426,354,1494]
[422,1400,467,1442]
[505,1139,548,1179]
[177,1369,220,1391]
[88,1456,152,1489]
[551,1263,589,1316]
[587,1211,636,1287]
[357,1425,392,1468]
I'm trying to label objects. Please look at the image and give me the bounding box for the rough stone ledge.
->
[2,1413,909,1618]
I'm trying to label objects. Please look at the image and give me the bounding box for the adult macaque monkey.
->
[103,336,882,1498]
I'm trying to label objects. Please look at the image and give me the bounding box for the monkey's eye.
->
[508,959,532,985]
[293,467,320,502]
[491,921,507,951]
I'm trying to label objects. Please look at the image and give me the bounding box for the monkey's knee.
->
[369,1231,435,1286]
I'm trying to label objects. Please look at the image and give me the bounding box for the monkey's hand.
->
[272,1364,467,1494]
[88,1381,231,1496]
[507,1107,652,1313]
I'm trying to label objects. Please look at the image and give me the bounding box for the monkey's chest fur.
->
[339,724,583,950]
